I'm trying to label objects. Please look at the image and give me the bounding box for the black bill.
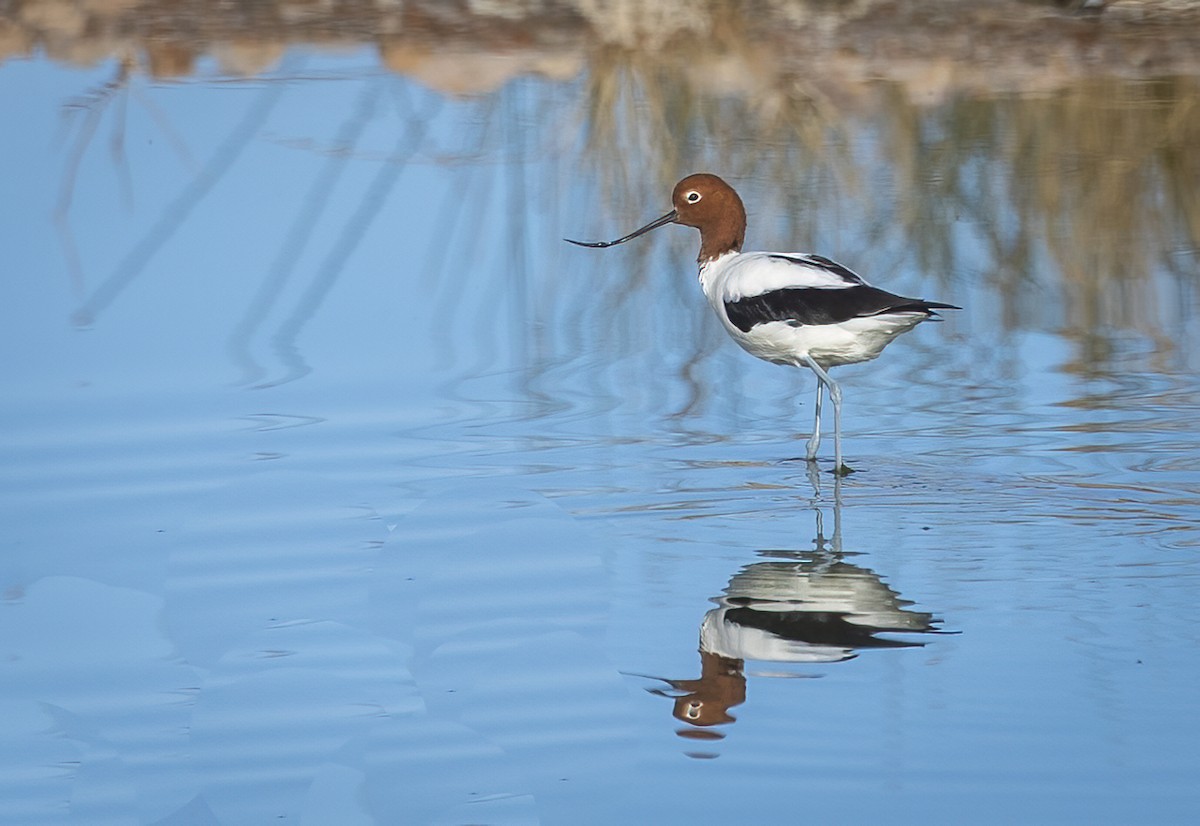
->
[565,209,678,248]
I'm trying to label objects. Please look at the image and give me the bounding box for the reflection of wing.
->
[701,607,858,663]
[700,559,941,664]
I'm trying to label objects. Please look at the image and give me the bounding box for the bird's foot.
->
[831,462,856,477]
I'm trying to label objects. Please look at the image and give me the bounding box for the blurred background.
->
[2,1,1199,823]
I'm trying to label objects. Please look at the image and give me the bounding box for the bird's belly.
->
[727,315,925,368]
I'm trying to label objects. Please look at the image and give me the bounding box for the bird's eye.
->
[685,191,702,203]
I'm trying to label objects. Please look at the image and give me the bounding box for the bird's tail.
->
[917,300,961,319]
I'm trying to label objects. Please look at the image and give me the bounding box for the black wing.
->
[725,286,959,333]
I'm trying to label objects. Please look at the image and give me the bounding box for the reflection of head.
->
[668,651,746,730]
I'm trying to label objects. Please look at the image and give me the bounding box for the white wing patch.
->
[712,252,866,303]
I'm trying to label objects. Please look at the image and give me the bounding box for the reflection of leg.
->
[805,375,823,461]
[805,460,822,498]
[808,463,843,555]
[813,504,828,552]
[803,357,850,474]
[831,472,844,553]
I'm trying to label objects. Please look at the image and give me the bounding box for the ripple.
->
[240,412,327,431]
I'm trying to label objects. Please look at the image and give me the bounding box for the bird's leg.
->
[829,379,846,474]
[805,376,823,462]
[803,357,853,475]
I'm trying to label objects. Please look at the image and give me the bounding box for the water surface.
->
[2,2,1199,823]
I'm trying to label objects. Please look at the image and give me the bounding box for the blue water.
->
[2,46,1199,824]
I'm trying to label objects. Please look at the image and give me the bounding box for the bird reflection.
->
[645,474,948,747]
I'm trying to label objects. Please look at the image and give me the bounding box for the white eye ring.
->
[685,191,701,203]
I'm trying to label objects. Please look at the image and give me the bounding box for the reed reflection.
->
[644,475,948,748]
[18,0,1199,388]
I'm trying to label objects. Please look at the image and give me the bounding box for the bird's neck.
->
[697,215,745,265]
[697,250,740,299]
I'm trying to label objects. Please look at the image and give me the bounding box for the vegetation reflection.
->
[9,0,1198,388]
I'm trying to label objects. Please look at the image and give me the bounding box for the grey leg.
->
[805,375,823,461]
[803,357,850,474]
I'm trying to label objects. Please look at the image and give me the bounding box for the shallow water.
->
[2,5,1200,823]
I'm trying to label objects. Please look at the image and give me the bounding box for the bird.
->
[567,173,959,475]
